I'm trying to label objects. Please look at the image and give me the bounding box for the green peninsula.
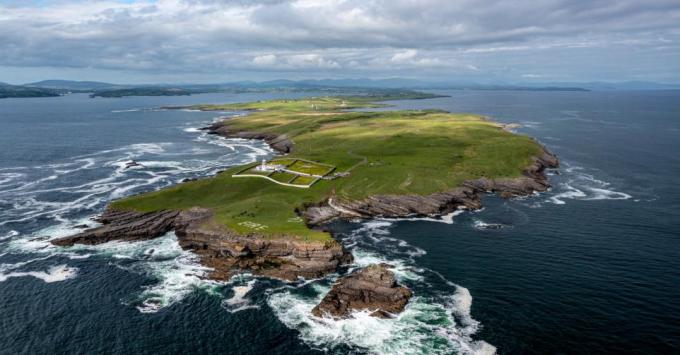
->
[111,95,546,242]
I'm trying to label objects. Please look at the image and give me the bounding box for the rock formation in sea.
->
[52,207,353,281]
[311,263,412,319]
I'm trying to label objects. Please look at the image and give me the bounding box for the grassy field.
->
[113,95,542,241]
[287,160,334,176]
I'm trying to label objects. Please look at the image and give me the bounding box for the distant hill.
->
[5,78,680,98]
[91,87,193,98]
[0,84,62,98]
[570,81,680,91]
[25,80,122,91]
[209,79,589,92]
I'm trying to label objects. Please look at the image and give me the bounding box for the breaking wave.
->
[0,119,273,312]
[545,163,632,205]
[222,278,260,313]
[0,264,78,283]
[377,209,466,225]
[267,219,495,354]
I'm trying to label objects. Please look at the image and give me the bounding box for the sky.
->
[1,0,680,84]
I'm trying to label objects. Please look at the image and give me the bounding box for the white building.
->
[255,159,285,172]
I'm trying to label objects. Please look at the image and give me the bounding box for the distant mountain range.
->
[1,78,679,99]
[25,80,126,91]
[0,82,63,98]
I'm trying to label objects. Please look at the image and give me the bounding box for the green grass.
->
[112,96,542,242]
[243,167,270,176]
[290,175,317,185]
[270,171,297,183]
[287,160,334,176]
[270,158,296,167]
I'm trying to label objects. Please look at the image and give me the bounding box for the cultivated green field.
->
[113,96,542,241]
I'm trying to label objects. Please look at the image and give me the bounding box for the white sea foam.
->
[63,232,221,313]
[0,132,273,229]
[222,279,260,313]
[378,209,466,225]
[0,172,24,187]
[0,230,19,241]
[111,108,143,113]
[0,264,78,283]
[267,219,494,354]
[343,220,428,263]
[268,286,494,355]
[471,219,506,231]
[520,120,542,129]
[542,162,632,205]
[0,114,279,314]
[11,231,222,313]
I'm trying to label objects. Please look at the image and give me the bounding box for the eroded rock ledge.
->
[302,148,559,225]
[202,121,293,154]
[312,263,412,319]
[203,119,559,224]
[51,207,352,281]
[51,122,557,284]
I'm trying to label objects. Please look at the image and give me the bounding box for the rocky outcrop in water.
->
[51,209,179,246]
[312,263,412,319]
[202,122,293,153]
[51,207,352,281]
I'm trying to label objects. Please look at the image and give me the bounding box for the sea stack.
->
[312,263,412,319]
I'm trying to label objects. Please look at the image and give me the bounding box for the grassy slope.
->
[113,96,541,242]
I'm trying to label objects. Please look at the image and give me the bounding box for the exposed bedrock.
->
[302,147,559,225]
[51,207,353,281]
[50,209,179,246]
[312,263,412,319]
[173,208,353,281]
[202,122,293,154]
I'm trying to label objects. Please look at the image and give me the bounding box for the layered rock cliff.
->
[312,263,412,319]
[52,207,352,281]
[302,148,559,225]
[202,122,293,153]
[52,120,558,285]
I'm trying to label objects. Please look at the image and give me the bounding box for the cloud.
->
[391,50,418,63]
[0,0,679,82]
[252,54,277,66]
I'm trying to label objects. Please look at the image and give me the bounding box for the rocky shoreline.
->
[51,116,558,318]
[202,121,293,153]
[302,148,558,225]
[53,207,352,281]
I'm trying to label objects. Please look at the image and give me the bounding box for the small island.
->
[90,87,193,98]
[52,92,557,316]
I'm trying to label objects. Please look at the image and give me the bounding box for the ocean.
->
[0,90,678,354]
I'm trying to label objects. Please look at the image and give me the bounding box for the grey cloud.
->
[0,0,679,82]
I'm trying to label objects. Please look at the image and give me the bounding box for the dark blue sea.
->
[0,90,678,354]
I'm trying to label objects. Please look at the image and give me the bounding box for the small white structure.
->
[255,159,285,172]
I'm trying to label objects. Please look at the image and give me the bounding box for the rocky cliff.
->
[312,263,412,318]
[52,123,558,284]
[302,148,559,225]
[52,207,352,281]
[202,122,293,153]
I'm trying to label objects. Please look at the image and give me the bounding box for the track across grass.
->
[113,96,542,241]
